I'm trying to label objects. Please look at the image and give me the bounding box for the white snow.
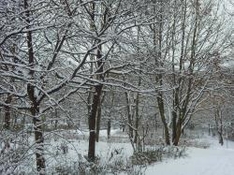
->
[10,129,234,175]
[145,136,234,175]
[62,131,234,175]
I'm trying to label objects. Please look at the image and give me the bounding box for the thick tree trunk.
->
[88,102,96,162]
[164,124,170,145]
[88,41,103,161]
[173,131,182,146]
[173,119,182,146]
[95,104,101,142]
[88,85,102,161]
[172,111,177,144]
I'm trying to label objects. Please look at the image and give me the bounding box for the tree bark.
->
[125,92,133,139]
[107,118,111,139]
[95,104,102,142]
[107,90,114,139]
[134,92,140,146]
[153,0,170,145]
[172,110,177,144]
[88,86,102,161]
[4,94,12,129]
[88,40,103,161]
[173,118,182,146]
[158,97,170,145]
[31,104,45,173]
[24,0,45,173]
[96,91,105,142]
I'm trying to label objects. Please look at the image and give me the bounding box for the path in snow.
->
[145,137,234,175]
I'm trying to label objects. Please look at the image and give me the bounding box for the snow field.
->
[6,129,234,175]
[146,137,234,175]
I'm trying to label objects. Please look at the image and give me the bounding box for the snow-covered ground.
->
[146,136,234,175]
[5,129,234,175]
[59,130,234,175]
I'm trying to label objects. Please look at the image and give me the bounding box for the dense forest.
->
[0,0,233,174]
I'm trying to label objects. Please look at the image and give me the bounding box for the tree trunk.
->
[107,119,111,139]
[164,124,170,145]
[27,81,45,174]
[153,1,170,145]
[96,92,105,142]
[88,90,97,162]
[125,92,133,139]
[157,92,170,145]
[172,111,177,144]
[214,107,224,146]
[4,94,12,129]
[88,40,103,161]
[31,105,45,174]
[134,92,140,144]
[88,85,102,161]
[24,0,45,173]
[218,131,224,146]
[95,104,101,142]
[173,119,182,146]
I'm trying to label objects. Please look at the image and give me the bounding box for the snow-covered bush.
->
[0,131,33,175]
[131,149,162,165]
[130,145,187,166]
[51,156,142,175]
[162,146,187,159]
